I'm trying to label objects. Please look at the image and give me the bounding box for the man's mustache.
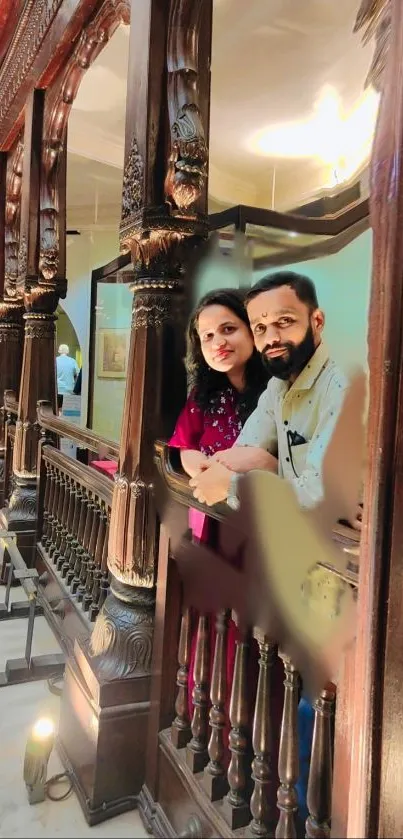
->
[261,343,290,355]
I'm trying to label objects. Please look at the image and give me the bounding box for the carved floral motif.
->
[4,140,24,298]
[39,0,130,282]
[165,0,208,211]
[132,293,172,330]
[89,586,154,680]
[121,137,144,222]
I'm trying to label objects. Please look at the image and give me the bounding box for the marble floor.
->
[0,585,148,838]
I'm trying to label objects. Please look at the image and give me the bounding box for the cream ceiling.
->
[67,0,376,230]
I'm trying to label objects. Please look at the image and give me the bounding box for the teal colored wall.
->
[92,282,132,441]
[254,229,372,374]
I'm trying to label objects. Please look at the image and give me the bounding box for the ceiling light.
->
[247,86,380,183]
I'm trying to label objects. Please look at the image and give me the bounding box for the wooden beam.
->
[0,152,6,298]
[348,2,403,836]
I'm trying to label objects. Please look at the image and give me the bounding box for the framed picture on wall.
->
[97,328,129,379]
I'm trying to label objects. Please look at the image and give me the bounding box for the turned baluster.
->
[77,497,95,602]
[223,626,251,830]
[249,633,277,837]
[60,478,77,577]
[305,685,336,839]
[92,515,110,616]
[275,653,300,839]
[69,488,87,593]
[171,606,192,748]
[203,610,230,800]
[47,468,61,552]
[186,614,210,773]
[62,482,79,579]
[82,502,101,612]
[71,490,89,594]
[50,472,66,560]
[41,462,53,545]
[55,475,71,569]
[66,484,83,585]
[89,506,107,621]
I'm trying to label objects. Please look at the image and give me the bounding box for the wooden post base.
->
[0,480,37,568]
[57,623,152,824]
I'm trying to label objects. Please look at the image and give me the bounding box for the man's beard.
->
[262,323,316,381]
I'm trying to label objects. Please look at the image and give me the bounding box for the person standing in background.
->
[56,344,79,412]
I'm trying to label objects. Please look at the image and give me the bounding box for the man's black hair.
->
[245,270,319,311]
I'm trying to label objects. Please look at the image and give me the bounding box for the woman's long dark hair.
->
[186,288,269,425]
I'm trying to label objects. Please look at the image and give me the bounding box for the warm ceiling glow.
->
[248,85,380,183]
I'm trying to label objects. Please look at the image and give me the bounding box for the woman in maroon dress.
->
[169,288,277,765]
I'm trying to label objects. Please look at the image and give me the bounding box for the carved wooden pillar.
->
[89,0,211,675]
[0,144,25,507]
[58,0,212,822]
[0,2,131,565]
[349,3,403,837]
[0,90,65,564]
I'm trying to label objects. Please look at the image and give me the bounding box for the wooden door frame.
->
[86,253,132,429]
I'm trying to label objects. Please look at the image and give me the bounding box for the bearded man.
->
[190,270,362,531]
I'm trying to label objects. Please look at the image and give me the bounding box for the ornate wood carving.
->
[4,139,24,297]
[0,144,24,508]
[110,0,212,593]
[0,0,63,132]
[89,579,154,679]
[165,0,208,212]
[39,0,130,282]
[4,138,24,306]
[0,1,26,69]
[121,137,144,222]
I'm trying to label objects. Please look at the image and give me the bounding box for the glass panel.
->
[92,281,132,442]
[245,224,332,262]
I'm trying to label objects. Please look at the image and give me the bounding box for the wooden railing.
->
[37,401,120,460]
[152,441,359,838]
[33,407,118,638]
[37,445,112,622]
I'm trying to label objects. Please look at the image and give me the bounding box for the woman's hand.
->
[210,445,278,474]
[180,450,210,478]
[189,462,232,506]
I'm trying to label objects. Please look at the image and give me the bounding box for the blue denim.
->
[296,695,315,822]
